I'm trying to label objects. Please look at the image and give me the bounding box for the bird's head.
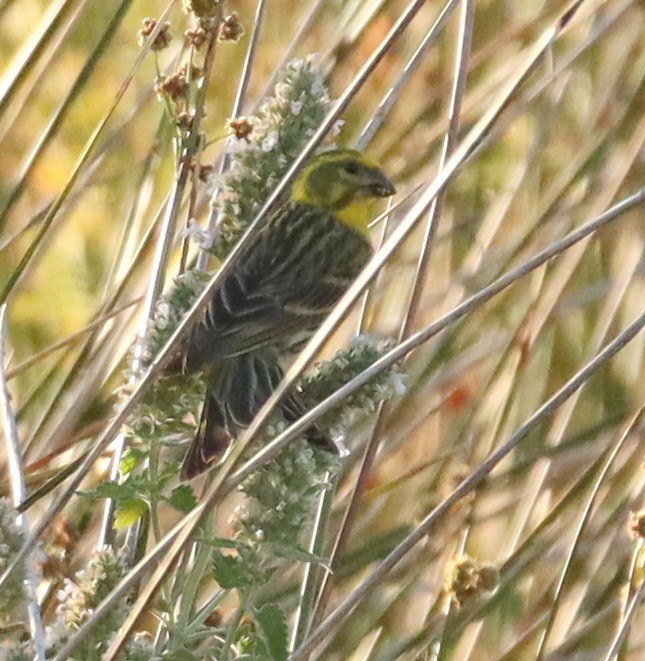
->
[291,149,396,237]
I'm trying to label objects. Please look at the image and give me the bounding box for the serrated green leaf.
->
[167,485,198,513]
[212,550,265,589]
[269,542,328,567]
[114,498,148,528]
[82,480,136,501]
[119,448,145,474]
[253,604,288,661]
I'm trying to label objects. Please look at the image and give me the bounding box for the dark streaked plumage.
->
[184,207,372,370]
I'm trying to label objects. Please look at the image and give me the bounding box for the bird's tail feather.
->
[180,394,231,480]
[180,351,336,480]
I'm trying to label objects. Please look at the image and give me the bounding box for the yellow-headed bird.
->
[180,149,395,479]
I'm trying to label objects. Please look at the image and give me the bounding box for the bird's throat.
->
[334,198,373,239]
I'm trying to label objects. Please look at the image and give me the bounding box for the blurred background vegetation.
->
[0,0,643,659]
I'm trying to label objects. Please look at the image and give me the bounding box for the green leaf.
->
[114,498,148,528]
[253,604,288,661]
[154,464,180,492]
[269,542,328,567]
[82,480,136,501]
[167,485,198,513]
[212,550,265,589]
[119,448,146,474]
[195,536,242,549]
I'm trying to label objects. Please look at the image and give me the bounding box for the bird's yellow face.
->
[291,149,396,237]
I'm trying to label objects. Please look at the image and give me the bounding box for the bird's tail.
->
[180,350,336,480]
[179,393,230,480]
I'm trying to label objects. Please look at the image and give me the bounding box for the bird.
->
[180,148,396,480]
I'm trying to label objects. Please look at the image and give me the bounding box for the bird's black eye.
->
[342,161,360,175]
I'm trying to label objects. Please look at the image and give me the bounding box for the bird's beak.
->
[368,169,396,198]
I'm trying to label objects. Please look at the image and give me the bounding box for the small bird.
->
[180,148,395,480]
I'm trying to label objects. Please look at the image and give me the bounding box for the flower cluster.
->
[123,270,209,449]
[237,436,336,559]
[0,499,26,621]
[210,56,336,258]
[299,334,406,438]
[444,554,499,608]
[47,547,127,657]
[138,18,172,51]
[137,269,211,372]
[120,633,157,661]
[219,12,244,42]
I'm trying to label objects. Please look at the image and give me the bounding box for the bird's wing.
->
[184,205,371,371]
